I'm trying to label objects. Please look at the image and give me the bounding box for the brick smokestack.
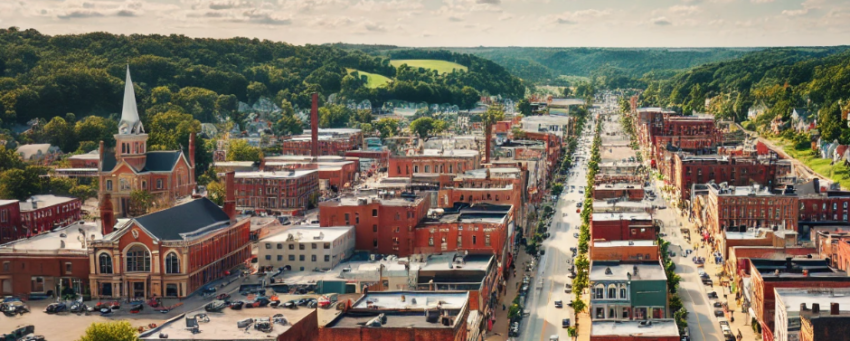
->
[188,132,196,169]
[99,193,116,235]
[223,171,237,221]
[311,93,319,158]
[484,122,492,164]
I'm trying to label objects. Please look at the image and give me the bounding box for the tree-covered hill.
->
[0,28,524,128]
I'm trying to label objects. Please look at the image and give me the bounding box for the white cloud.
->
[651,16,672,25]
[750,0,774,3]
[57,10,105,19]
[781,8,809,16]
[669,5,699,15]
[362,20,386,32]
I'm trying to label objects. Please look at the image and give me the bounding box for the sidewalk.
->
[485,249,535,341]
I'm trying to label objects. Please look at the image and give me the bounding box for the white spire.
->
[118,65,144,135]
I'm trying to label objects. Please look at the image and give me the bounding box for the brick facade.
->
[0,200,22,244]
[591,215,656,242]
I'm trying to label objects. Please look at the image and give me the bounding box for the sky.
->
[1,0,849,47]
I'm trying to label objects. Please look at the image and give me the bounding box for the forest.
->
[638,46,850,143]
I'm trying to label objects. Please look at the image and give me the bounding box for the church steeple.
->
[118,65,144,135]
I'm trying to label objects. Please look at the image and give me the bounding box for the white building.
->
[774,288,850,341]
[258,225,355,271]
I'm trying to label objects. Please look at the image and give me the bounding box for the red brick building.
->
[413,204,514,267]
[0,199,22,244]
[17,195,82,241]
[748,258,850,333]
[591,212,656,242]
[590,319,680,341]
[319,193,430,256]
[88,178,251,299]
[799,191,850,223]
[594,183,645,201]
[280,128,362,157]
[388,149,480,177]
[233,170,319,215]
[590,240,659,262]
[0,222,99,298]
[263,156,359,190]
[672,154,780,201]
[701,183,799,235]
[99,67,196,217]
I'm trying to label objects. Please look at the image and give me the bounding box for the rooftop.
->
[725,229,773,240]
[775,288,850,315]
[124,198,233,241]
[751,258,850,279]
[592,212,653,222]
[68,150,99,160]
[708,183,787,197]
[326,291,469,329]
[593,240,658,248]
[233,170,317,179]
[140,306,314,340]
[420,149,479,157]
[591,319,679,337]
[419,253,494,274]
[19,195,77,211]
[0,221,101,254]
[594,183,643,190]
[422,204,512,225]
[324,192,427,207]
[261,225,353,243]
[590,261,667,281]
[0,199,17,206]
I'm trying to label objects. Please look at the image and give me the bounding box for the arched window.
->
[608,284,617,299]
[165,252,180,274]
[620,285,627,299]
[594,284,604,299]
[99,253,113,274]
[126,245,151,272]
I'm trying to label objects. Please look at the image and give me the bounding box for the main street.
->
[516,106,597,341]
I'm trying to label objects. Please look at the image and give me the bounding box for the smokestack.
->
[311,93,319,158]
[99,193,116,235]
[831,302,840,315]
[223,171,237,221]
[485,122,492,164]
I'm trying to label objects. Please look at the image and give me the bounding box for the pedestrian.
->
[502,304,506,311]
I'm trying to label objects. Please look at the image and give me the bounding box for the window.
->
[414,165,419,173]
[311,255,317,262]
[835,203,839,210]
[425,165,430,173]
[299,244,305,250]
[620,287,627,299]
[345,213,350,225]
[2,261,9,272]
[311,243,317,249]
[595,286,603,299]
[99,254,113,274]
[373,224,378,232]
[429,236,434,246]
[395,212,400,220]
[608,285,616,299]
[299,255,305,261]
[277,255,283,261]
[265,243,272,249]
[324,255,330,262]
[141,181,146,189]
[289,255,295,261]
[473,235,477,244]
[165,253,180,274]
[289,244,295,250]
[355,213,359,224]
[372,209,378,217]
[119,178,130,191]
[126,245,151,272]
[485,234,491,246]
[457,235,463,247]
[373,239,378,247]
[845,202,848,209]
[277,243,283,249]
[157,179,163,189]
[596,307,604,319]
[324,243,330,249]
[265,255,271,260]
[31,277,44,293]
[106,180,113,191]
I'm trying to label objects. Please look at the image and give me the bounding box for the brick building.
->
[99,67,196,217]
[591,212,656,242]
[0,199,21,244]
[593,183,645,201]
[590,240,659,262]
[800,307,850,341]
[88,178,251,299]
[774,288,850,341]
[388,149,480,178]
[319,193,430,256]
[140,306,318,341]
[701,183,798,235]
[280,128,362,157]
[16,195,82,242]
[233,170,319,215]
[321,291,470,341]
[672,153,781,202]
[413,204,514,265]
[0,222,100,298]
[263,155,359,190]
[747,258,850,334]
[437,166,528,228]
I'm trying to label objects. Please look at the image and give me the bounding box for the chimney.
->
[223,171,237,221]
[485,122,492,164]
[99,193,116,235]
[311,93,319,158]
[801,303,807,311]
[831,302,840,315]
[189,132,196,169]
[812,303,820,314]
[98,141,104,170]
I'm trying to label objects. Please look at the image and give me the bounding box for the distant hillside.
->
[390,59,468,74]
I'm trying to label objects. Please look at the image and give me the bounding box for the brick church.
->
[98,66,196,217]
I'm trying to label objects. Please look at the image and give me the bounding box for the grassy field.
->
[346,69,391,88]
[773,137,850,189]
[390,59,468,73]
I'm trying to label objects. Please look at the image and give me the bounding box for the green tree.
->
[0,145,24,171]
[47,177,76,195]
[147,110,201,151]
[274,114,304,136]
[374,118,400,138]
[43,116,77,152]
[206,180,225,205]
[246,81,269,103]
[511,126,526,139]
[571,298,586,314]
[130,190,154,216]
[0,168,42,200]
[551,182,564,196]
[409,117,436,139]
[227,139,262,162]
[75,116,118,147]
[70,184,96,202]
[517,98,532,116]
[77,320,138,341]
[819,102,843,142]
[483,104,506,127]
[318,104,352,128]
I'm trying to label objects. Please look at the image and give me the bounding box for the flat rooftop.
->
[591,319,679,337]
[420,149,479,157]
[725,229,773,240]
[324,193,427,207]
[326,291,469,329]
[20,195,76,211]
[233,170,317,179]
[592,212,653,222]
[140,307,314,340]
[261,225,353,243]
[593,240,658,248]
[212,161,256,167]
[419,253,493,273]
[775,288,850,315]
[422,204,512,225]
[590,261,667,281]
[752,258,850,279]
[0,222,101,253]
[595,183,643,190]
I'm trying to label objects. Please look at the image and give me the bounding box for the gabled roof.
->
[133,197,231,241]
[100,150,184,173]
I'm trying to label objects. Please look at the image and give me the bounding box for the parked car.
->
[713,310,724,317]
[707,291,718,299]
[295,298,309,306]
[554,300,563,308]
[282,300,298,309]
[562,318,570,328]
[573,233,580,238]
[702,278,713,286]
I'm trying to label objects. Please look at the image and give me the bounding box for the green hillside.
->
[390,59,468,74]
[346,69,391,88]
